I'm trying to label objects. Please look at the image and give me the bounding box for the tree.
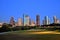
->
[0,23,12,32]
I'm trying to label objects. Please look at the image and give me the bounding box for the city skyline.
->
[0,15,60,26]
[0,0,60,40]
[0,0,60,24]
[0,15,60,24]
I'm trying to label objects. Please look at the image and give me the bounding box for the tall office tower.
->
[59,19,60,24]
[44,16,50,25]
[42,20,45,25]
[56,19,60,24]
[24,15,30,26]
[23,14,24,26]
[53,16,57,24]
[36,15,40,26]
[0,23,3,28]
[29,18,31,25]
[31,20,35,26]
[58,20,60,24]
[17,18,22,26]
[10,17,15,26]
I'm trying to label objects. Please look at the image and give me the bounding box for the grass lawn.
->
[0,30,60,40]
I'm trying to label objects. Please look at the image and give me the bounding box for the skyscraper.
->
[56,19,60,24]
[23,14,24,26]
[17,18,22,26]
[10,17,15,27]
[31,20,35,26]
[24,15,30,26]
[36,15,40,26]
[53,16,57,24]
[42,20,45,25]
[0,23,3,28]
[44,16,50,25]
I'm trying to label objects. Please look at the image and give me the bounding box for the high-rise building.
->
[10,17,15,27]
[56,19,60,24]
[0,23,3,28]
[36,15,40,26]
[53,16,57,24]
[44,16,50,25]
[24,15,30,26]
[23,14,24,26]
[29,18,31,25]
[17,18,22,26]
[42,20,45,25]
[31,20,35,26]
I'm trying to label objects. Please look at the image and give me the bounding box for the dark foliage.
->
[0,23,12,32]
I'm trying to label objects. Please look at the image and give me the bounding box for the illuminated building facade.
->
[24,15,30,26]
[36,15,40,26]
[44,16,50,25]
[17,18,22,26]
[53,16,57,24]
[10,17,15,27]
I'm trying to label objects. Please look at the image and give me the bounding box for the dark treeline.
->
[0,23,60,33]
[0,23,37,33]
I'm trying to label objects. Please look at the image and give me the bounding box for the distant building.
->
[43,16,50,25]
[24,15,30,26]
[31,20,35,26]
[10,17,15,27]
[42,20,45,25]
[53,16,57,24]
[29,18,31,25]
[36,15,40,26]
[56,19,60,24]
[15,22,18,26]
[17,18,23,26]
[0,23,3,28]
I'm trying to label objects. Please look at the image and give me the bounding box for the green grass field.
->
[0,30,60,40]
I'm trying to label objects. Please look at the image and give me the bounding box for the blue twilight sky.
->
[0,0,60,24]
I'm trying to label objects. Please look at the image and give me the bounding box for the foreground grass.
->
[0,30,60,40]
